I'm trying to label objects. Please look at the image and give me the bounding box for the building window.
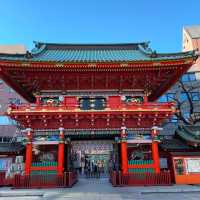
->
[166,93,175,101]
[180,92,188,101]
[158,95,167,103]
[183,112,190,120]
[180,92,200,102]
[9,98,21,105]
[189,73,196,81]
[160,92,199,103]
[181,73,196,82]
[158,93,175,103]
[171,115,178,123]
[191,92,200,101]
[181,74,189,82]
[0,116,16,125]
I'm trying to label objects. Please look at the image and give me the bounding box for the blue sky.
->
[0,0,199,52]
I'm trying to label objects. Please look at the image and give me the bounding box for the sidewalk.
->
[0,178,200,198]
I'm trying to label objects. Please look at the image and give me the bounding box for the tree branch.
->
[178,80,194,116]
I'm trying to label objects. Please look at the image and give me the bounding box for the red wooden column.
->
[151,127,161,173]
[25,128,32,175]
[58,127,65,175]
[143,94,148,103]
[35,95,41,106]
[120,127,128,174]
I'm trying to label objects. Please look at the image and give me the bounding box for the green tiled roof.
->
[160,138,192,150]
[160,126,200,150]
[0,41,195,63]
[175,125,200,145]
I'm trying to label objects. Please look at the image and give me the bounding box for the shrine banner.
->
[186,158,200,173]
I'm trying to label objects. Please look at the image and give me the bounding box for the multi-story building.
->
[0,45,26,141]
[161,25,200,136]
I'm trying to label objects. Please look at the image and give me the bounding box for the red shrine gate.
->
[0,42,196,187]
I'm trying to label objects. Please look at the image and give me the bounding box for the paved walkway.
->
[1,178,200,200]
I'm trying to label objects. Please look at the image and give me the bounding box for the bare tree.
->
[169,79,200,125]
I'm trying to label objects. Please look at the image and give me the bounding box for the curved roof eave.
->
[0,41,197,63]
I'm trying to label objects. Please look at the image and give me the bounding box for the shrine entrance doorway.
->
[71,140,113,178]
[85,154,110,177]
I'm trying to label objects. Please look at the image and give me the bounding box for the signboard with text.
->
[186,158,200,173]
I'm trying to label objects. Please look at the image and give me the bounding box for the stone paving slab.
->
[0,178,200,199]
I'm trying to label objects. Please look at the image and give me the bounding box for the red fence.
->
[0,172,14,186]
[110,171,172,186]
[68,170,78,187]
[13,171,77,189]
[109,170,117,186]
[0,172,6,186]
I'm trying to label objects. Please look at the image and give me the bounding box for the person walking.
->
[85,160,89,178]
[90,160,94,178]
[94,162,98,178]
[81,156,85,176]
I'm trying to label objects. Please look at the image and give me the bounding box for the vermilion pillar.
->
[143,94,148,103]
[36,95,41,106]
[25,128,32,175]
[151,127,160,173]
[121,127,128,174]
[58,128,65,175]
